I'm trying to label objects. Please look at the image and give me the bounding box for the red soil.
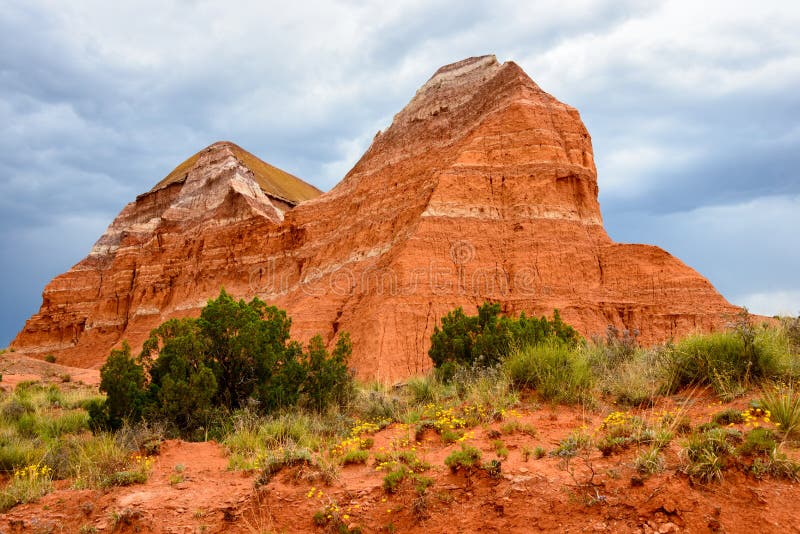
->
[1,384,799,533]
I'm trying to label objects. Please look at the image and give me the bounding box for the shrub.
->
[341,449,369,465]
[96,342,147,430]
[504,341,592,404]
[667,313,783,398]
[491,439,509,459]
[739,428,777,457]
[552,430,592,459]
[383,465,408,493]
[429,303,578,374]
[97,290,353,435]
[44,354,56,363]
[711,408,745,426]
[781,316,800,354]
[444,444,482,473]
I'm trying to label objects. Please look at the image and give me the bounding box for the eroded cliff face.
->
[11,56,741,379]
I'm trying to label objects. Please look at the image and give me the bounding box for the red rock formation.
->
[11,56,741,380]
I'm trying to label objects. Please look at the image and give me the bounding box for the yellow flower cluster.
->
[132,453,155,470]
[742,408,774,428]
[601,411,632,429]
[421,404,467,432]
[306,486,325,499]
[13,464,52,481]
[331,419,380,456]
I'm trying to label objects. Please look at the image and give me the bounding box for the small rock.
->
[659,522,679,533]
[518,467,529,473]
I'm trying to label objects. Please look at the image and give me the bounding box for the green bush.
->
[504,341,592,404]
[666,323,782,398]
[95,342,147,430]
[96,290,353,435]
[428,303,577,375]
[444,443,482,473]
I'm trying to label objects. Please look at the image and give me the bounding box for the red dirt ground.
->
[1,371,799,533]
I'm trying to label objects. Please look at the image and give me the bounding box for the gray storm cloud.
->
[1,0,798,345]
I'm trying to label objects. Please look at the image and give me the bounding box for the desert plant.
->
[633,447,664,475]
[0,464,53,512]
[680,428,740,483]
[444,443,482,473]
[504,341,593,404]
[760,383,800,437]
[491,439,509,459]
[552,429,593,460]
[738,427,777,457]
[96,290,354,435]
[341,449,369,465]
[429,303,578,376]
[382,465,408,493]
[711,408,745,426]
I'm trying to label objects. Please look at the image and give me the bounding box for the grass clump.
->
[341,449,369,465]
[552,429,592,460]
[680,427,740,483]
[759,383,800,437]
[491,439,509,459]
[382,465,408,493]
[504,341,592,404]
[633,446,664,475]
[0,464,53,512]
[444,443,482,473]
[738,427,777,457]
[711,408,745,426]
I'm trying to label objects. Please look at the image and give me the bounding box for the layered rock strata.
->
[12,56,740,380]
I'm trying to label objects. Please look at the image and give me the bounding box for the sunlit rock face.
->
[12,56,739,380]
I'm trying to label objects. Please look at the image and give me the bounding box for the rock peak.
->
[12,56,739,380]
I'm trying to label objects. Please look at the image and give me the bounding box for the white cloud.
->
[734,291,800,318]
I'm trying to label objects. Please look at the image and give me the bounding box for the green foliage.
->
[96,289,353,435]
[382,465,408,493]
[504,341,593,404]
[711,408,745,426]
[302,333,353,412]
[96,342,147,430]
[634,447,664,475]
[552,429,593,460]
[142,318,217,430]
[738,428,777,457]
[681,428,739,483]
[428,303,578,375]
[44,354,56,363]
[781,316,800,354]
[444,443,482,473]
[491,439,508,459]
[759,383,800,437]
[341,449,369,465]
[667,313,783,399]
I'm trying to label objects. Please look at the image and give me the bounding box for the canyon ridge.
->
[10,55,740,381]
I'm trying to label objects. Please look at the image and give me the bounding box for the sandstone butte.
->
[10,56,742,381]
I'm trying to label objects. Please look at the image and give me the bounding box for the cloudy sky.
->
[1,0,798,346]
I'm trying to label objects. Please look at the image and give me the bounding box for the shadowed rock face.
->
[11,56,740,380]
